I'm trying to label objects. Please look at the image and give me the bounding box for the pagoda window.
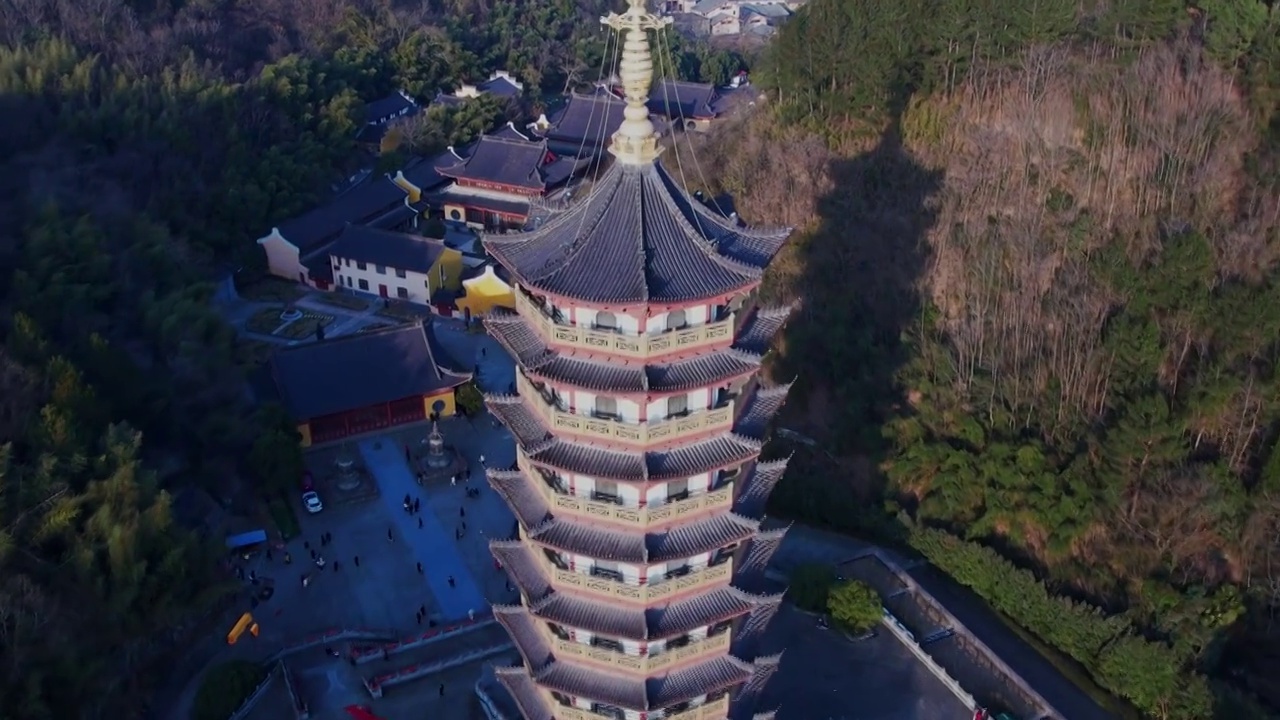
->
[665,394,689,419]
[665,479,690,504]
[590,560,623,581]
[718,465,743,484]
[591,479,622,505]
[593,396,620,420]
[590,634,624,652]
[589,702,626,720]
[665,309,687,331]
[548,623,571,640]
[593,310,618,331]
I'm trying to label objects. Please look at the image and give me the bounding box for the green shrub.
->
[787,563,835,613]
[456,380,485,416]
[910,527,1214,719]
[828,580,882,634]
[193,661,268,720]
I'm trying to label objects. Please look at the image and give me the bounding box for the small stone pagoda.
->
[479,1,797,718]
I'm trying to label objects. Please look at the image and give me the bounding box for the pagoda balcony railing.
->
[535,549,733,603]
[515,451,734,529]
[516,372,735,446]
[548,628,732,676]
[515,289,734,359]
[550,694,731,720]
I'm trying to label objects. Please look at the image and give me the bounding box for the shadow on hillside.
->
[766,93,943,542]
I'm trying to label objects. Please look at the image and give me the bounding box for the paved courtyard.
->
[761,605,972,720]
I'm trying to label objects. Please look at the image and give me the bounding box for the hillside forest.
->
[0,0,737,716]
[687,0,1280,718]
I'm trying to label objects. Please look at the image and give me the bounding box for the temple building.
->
[478,2,796,718]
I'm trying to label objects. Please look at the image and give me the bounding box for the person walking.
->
[438,683,445,697]
[416,562,423,574]
[387,528,394,542]
[447,576,456,588]
[419,603,426,616]
[460,506,466,518]
[479,454,486,467]
[414,498,421,513]
[418,517,424,529]
[354,555,360,567]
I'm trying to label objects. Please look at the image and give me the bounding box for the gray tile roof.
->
[488,468,758,563]
[480,75,524,98]
[483,161,792,304]
[484,311,762,393]
[328,226,449,275]
[733,382,793,438]
[648,79,718,120]
[485,394,765,480]
[489,539,781,640]
[275,176,412,253]
[438,134,557,192]
[364,91,418,124]
[733,305,795,355]
[400,147,469,193]
[494,666,555,720]
[534,654,753,710]
[544,88,627,151]
[493,604,554,670]
[730,654,783,720]
[734,459,790,518]
[269,321,470,420]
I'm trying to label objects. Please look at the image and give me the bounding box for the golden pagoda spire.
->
[602,0,671,165]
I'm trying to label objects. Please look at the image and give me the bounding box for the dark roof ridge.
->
[648,164,766,281]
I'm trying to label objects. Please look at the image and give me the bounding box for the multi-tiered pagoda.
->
[480,2,796,718]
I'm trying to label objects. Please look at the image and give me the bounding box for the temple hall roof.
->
[485,310,764,393]
[482,161,791,304]
[269,321,470,421]
[544,88,627,149]
[486,394,769,480]
[490,540,781,641]
[437,134,557,192]
[535,654,753,710]
[647,78,718,121]
[327,225,451,275]
[488,469,758,563]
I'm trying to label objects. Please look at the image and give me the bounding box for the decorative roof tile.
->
[734,382,793,438]
[730,654,784,720]
[534,654,752,710]
[490,540,780,641]
[483,161,791,304]
[733,305,795,355]
[486,394,768,481]
[488,469,758,563]
[735,458,790,518]
[494,666,556,720]
[493,604,554,670]
[485,310,762,393]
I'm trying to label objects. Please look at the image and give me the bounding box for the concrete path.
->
[359,439,487,620]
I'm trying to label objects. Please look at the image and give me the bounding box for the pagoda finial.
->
[602,0,671,165]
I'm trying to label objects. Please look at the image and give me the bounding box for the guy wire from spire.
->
[655,19,709,242]
[662,23,732,222]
